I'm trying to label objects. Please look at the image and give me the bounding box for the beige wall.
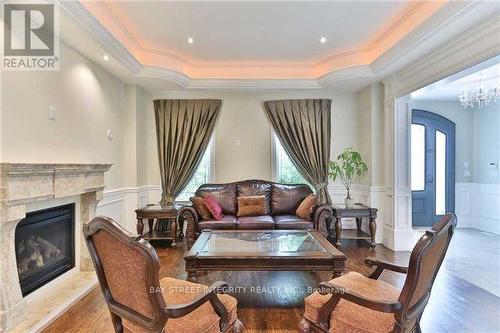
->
[472,102,500,184]
[357,83,384,187]
[1,41,369,191]
[1,43,129,190]
[143,90,360,185]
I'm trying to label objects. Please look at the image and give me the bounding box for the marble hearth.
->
[0,163,111,332]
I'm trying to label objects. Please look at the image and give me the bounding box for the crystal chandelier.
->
[458,85,500,109]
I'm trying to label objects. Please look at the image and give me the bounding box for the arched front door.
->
[411,109,455,226]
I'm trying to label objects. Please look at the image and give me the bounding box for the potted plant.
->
[328,147,368,208]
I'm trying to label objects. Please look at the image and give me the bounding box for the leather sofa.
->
[180,179,333,249]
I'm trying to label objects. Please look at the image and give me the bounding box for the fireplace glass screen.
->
[15,204,75,296]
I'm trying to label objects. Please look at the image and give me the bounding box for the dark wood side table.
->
[329,204,378,247]
[135,203,186,247]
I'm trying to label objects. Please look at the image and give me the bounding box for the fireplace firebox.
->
[15,204,75,296]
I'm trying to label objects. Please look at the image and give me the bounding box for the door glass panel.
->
[435,130,446,215]
[411,124,425,191]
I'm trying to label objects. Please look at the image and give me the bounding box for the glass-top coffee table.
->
[184,230,346,282]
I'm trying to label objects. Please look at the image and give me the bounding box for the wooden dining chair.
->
[83,216,243,333]
[299,213,457,333]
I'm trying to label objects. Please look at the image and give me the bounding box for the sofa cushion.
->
[123,277,238,333]
[237,181,272,213]
[271,184,313,215]
[296,194,317,220]
[203,195,223,220]
[196,184,237,215]
[236,215,274,230]
[274,215,314,230]
[190,196,212,220]
[198,215,237,231]
[237,195,267,217]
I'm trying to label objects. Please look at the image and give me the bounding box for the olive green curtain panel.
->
[263,99,332,204]
[154,99,222,205]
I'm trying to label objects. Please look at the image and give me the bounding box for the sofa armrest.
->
[312,204,333,231]
[179,206,199,249]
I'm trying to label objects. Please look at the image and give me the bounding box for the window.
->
[411,124,426,191]
[176,138,214,202]
[272,133,308,185]
[435,130,446,215]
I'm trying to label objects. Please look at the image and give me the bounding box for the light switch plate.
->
[235,139,241,146]
[48,107,56,120]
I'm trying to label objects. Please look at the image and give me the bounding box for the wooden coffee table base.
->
[184,230,346,282]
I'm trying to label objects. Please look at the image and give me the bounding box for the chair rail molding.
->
[382,11,500,250]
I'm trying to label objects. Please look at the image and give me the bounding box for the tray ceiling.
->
[79,0,443,78]
[59,1,499,90]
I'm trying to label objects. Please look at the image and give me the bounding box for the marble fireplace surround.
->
[0,163,111,332]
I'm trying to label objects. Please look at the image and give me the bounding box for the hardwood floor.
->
[44,231,500,333]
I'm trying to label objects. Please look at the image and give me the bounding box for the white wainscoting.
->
[456,182,500,235]
[96,185,161,234]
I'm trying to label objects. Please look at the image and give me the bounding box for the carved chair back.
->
[83,216,167,332]
[395,213,457,331]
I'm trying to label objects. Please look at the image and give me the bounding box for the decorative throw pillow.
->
[190,196,212,220]
[296,194,317,220]
[237,195,267,217]
[203,195,224,220]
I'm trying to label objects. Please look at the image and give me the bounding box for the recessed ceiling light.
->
[320,37,327,44]
[103,54,110,61]
[187,37,194,44]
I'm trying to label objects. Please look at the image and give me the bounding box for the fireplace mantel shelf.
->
[1,163,112,207]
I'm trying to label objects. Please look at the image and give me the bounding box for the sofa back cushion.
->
[203,195,224,220]
[237,181,272,213]
[190,196,212,220]
[237,195,267,217]
[296,194,317,220]
[195,183,237,215]
[271,184,313,215]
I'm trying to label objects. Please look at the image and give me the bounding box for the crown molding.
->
[58,0,498,91]
[58,0,141,73]
[393,13,500,98]
[318,65,375,87]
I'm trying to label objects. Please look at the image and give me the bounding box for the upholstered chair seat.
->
[304,272,399,333]
[123,277,238,333]
[300,213,457,333]
[84,216,243,333]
